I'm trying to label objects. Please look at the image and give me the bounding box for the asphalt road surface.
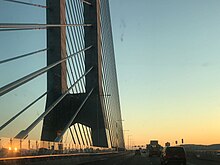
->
[79,151,220,165]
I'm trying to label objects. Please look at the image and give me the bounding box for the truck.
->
[148,140,161,157]
[165,142,171,147]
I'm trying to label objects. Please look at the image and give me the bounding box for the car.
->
[160,146,186,165]
[135,149,141,155]
[149,146,161,157]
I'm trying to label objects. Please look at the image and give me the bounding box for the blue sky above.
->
[109,0,220,145]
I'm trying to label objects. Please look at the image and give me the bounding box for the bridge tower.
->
[41,0,124,149]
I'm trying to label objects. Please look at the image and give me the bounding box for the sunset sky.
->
[109,0,220,146]
[0,0,220,147]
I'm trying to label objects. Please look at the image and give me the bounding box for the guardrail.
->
[0,137,114,158]
[186,150,220,162]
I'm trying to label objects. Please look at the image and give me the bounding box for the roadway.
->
[79,151,220,165]
[1,151,219,165]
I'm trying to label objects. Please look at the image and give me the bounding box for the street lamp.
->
[123,130,129,150]
[128,135,132,150]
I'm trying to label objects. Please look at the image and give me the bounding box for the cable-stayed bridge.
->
[0,0,125,161]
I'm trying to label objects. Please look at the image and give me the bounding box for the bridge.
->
[0,0,125,162]
[1,1,220,165]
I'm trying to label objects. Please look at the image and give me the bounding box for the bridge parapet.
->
[0,137,114,159]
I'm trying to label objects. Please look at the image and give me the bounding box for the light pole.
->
[123,130,129,150]
[128,135,132,150]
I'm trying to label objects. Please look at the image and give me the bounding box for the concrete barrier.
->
[186,150,220,162]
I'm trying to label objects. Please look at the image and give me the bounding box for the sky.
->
[0,0,47,140]
[0,0,220,147]
[109,0,220,146]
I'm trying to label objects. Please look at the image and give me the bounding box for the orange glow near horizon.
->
[123,122,220,147]
[122,104,220,147]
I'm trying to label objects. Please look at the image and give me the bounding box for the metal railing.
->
[0,137,114,158]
